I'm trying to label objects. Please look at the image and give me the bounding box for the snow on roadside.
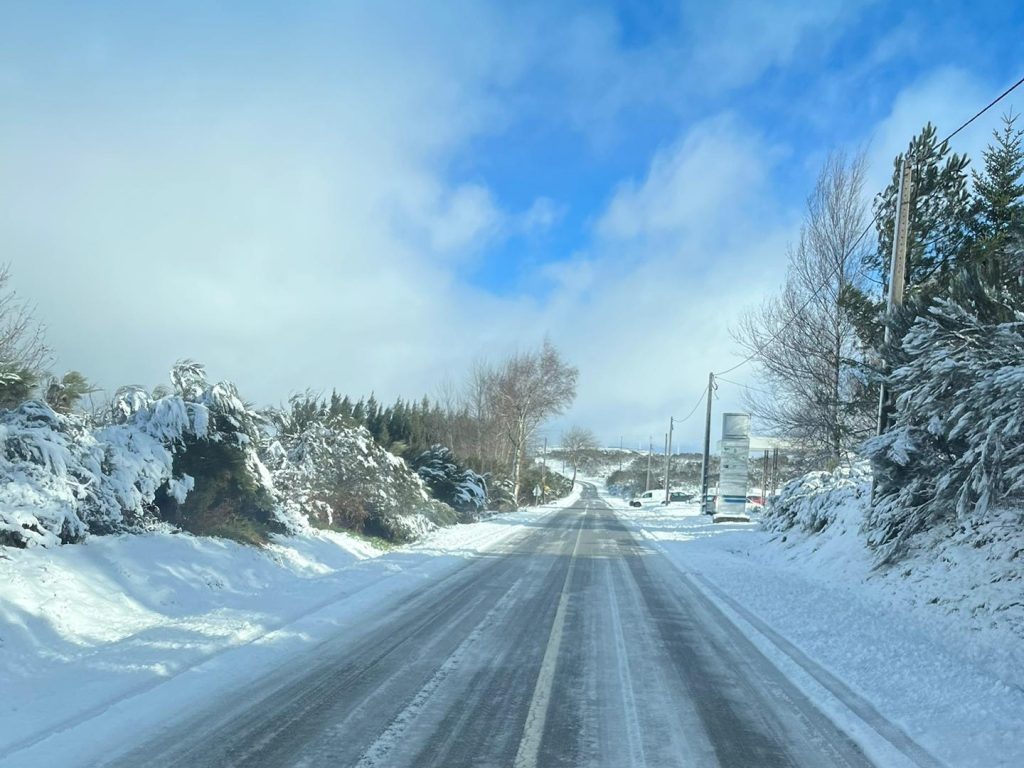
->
[0,485,582,763]
[604,489,1024,768]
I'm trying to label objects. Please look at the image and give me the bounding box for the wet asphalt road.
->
[108,484,874,768]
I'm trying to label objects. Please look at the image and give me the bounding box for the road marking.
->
[513,507,587,768]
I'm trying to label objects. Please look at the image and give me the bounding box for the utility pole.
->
[877,157,913,436]
[761,448,769,502]
[663,432,669,491]
[540,436,547,503]
[664,417,674,504]
[699,372,715,514]
[645,436,653,491]
[771,447,779,496]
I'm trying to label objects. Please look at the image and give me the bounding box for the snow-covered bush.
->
[265,396,458,542]
[0,361,307,548]
[865,283,1024,561]
[763,461,871,535]
[412,445,487,516]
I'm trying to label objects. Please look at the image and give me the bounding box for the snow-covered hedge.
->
[1,363,470,549]
[412,445,487,516]
[762,461,871,535]
[865,288,1024,561]
[0,362,309,548]
[264,406,459,542]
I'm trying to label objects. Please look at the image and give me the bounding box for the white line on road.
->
[513,507,587,768]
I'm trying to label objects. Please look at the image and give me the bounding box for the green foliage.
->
[967,112,1024,293]
[871,122,972,294]
[44,371,96,414]
[0,364,38,410]
[155,437,278,545]
[865,267,1024,562]
[517,463,571,505]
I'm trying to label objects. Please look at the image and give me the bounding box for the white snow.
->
[603,488,1024,768]
[0,485,582,767]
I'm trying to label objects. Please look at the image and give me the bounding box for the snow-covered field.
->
[605,489,1024,768]
[0,487,581,765]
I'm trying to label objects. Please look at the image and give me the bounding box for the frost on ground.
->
[0,486,581,762]
[607,478,1024,768]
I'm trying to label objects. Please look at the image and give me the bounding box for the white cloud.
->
[518,197,565,235]
[539,115,798,449]
[596,114,769,241]
[864,66,995,197]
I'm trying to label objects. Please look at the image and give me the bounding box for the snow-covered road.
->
[47,483,898,768]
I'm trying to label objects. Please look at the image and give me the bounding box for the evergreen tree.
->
[871,122,972,296]
[44,371,95,414]
[969,112,1024,291]
[339,395,353,418]
[351,398,366,424]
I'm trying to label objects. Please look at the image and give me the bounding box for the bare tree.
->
[0,264,50,408]
[732,151,875,466]
[560,425,599,486]
[492,340,578,504]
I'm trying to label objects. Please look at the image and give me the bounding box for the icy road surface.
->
[99,484,882,768]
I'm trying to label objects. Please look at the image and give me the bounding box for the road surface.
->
[110,484,874,768]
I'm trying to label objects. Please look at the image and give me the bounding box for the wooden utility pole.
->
[645,437,653,491]
[699,372,715,514]
[877,157,913,436]
[761,448,769,502]
[664,417,674,504]
[540,436,547,503]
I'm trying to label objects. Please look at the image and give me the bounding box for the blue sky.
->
[2,1,1023,449]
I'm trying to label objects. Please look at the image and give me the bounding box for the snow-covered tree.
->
[412,445,487,515]
[865,268,1024,562]
[870,122,972,294]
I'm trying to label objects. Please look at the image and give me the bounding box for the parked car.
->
[667,491,695,504]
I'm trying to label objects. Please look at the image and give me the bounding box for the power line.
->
[943,74,1024,144]
[675,387,708,423]
[715,375,773,396]
[714,72,1024,378]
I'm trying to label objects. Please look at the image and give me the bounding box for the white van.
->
[629,490,663,507]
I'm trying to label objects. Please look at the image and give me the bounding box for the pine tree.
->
[969,112,1024,292]
[339,395,353,418]
[871,122,972,295]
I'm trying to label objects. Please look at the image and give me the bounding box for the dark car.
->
[667,491,694,504]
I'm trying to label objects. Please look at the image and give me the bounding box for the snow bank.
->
[0,495,573,762]
[763,460,1024,643]
[609,488,1024,768]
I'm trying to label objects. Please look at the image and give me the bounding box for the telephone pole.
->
[540,436,547,503]
[664,417,674,504]
[645,436,653,491]
[699,372,715,514]
[877,157,913,436]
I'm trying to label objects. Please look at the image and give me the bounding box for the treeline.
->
[741,113,1024,561]
[0,263,579,546]
[342,341,579,505]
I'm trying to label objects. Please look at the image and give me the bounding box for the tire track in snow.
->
[513,507,587,768]
[353,573,528,767]
[605,557,647,768]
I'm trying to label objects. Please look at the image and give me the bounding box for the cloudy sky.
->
[2,1,1023,450]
